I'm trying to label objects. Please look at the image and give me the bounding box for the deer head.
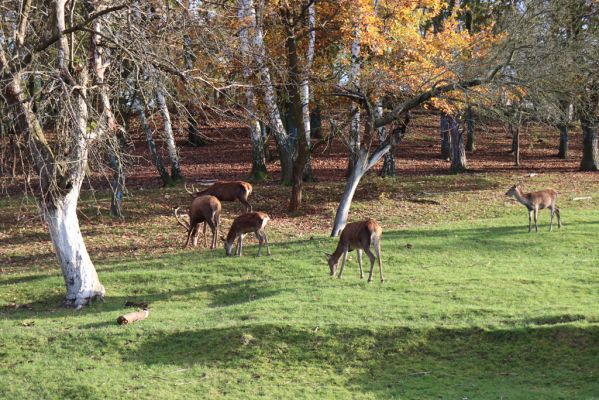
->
[505,183,522,197]
[323,252,336,276]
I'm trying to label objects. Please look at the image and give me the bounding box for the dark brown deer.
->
[186,181,253,212]
[222,212,271,256]
[325,219,383,283]
[175,195,221,249]
[505,183,562,232]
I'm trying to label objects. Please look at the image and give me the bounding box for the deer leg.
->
[357,249,364,279]
[190,223,200,247]
[240,197,252,212]
[262,229,271,256]
[206,220,217,249]
[549,207,554,232]
[528,210,533,232]
[203,222,208,247]
[238,234,245,256]
[337,250,349,279]
[363,247,376,283]
[235,235,242,256]
[534,208,539,232]
[555,207,562,228]
[256,230,264,257]
[374,239,383,283]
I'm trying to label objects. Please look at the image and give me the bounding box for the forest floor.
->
[1,115,598,399]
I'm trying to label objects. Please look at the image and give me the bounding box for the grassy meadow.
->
[1,172,599,399]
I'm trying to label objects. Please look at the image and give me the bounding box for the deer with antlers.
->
[174,195,222,249]
[185,181,253,212]
[325,219,384,283]
[505,183,562,232]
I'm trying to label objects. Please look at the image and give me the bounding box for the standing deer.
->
[505,183,562,232]
[175,195,222,249]
[222,212,271,256]
[325,219,383,283]
[186,181,253,212]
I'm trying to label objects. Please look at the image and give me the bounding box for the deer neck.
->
[331,240,347,263]
[513,188,531,207]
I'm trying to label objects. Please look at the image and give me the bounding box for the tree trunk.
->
[440,113,451,160]
[558,122,569,159]
[580,115,598,171]
[347,23,361,175]
[187,109,206,147]
[244,0,290,185]
[286,14,309,211]
[299,1,316,183]
[135,99,172,186]
[509,122,520,166]
[156,88,183,181]
[108,132,126,218]
[377,104,395,177]
[449,115,466,172]
[465,105,475,152]
[44,188,105,308]
[557,102,570,159]
[332,151,367,236]
[249,120,268,181]
[237,0,268,182]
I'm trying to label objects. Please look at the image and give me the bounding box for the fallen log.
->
[117,309,149,325]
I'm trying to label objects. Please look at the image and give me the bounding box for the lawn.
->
[1,174,599,399]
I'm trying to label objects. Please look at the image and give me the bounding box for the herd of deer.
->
[174,180,562,283]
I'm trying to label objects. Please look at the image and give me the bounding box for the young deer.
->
[505,183,562,232]
[186,181,253,212]
[325,219,383,283]
[175,195,221,249]
[222,212,271,256]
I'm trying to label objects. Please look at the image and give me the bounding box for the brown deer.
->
[505,183,562,232]
[222,212,271,256]
[325,219,383,283]
[186,181,253,212]
[174,195,221,249]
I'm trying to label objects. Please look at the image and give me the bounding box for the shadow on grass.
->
[2,278,286,321]
[132,323,599,397]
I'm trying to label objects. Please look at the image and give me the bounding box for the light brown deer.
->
[505,183,562,232]
[186,181,253,212]
[175,195,221,249]
[325,219,383,283]
[222,212,271,256]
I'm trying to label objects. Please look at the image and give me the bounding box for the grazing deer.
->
[186,181,253,212]
[174,195,221,249]
[505,183,562,232]
[222,212,271,256]
[325,219,383,283]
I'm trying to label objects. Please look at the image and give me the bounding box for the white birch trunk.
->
[156,88,183,180]
[332,150,367,236]
[300,1,316,142]
[248,0,286,139]
[245,0,293,183]
[45,187,105,308]
[347,26,361,172]
[238,0,267,180]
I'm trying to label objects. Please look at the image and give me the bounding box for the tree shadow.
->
[1,278,285,321]
[131,323,599,397]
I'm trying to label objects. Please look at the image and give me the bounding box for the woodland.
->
[1,1,598,398]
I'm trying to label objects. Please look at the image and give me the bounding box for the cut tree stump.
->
[117,309,149,325]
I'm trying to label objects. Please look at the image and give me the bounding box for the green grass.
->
[2,189,599,399]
